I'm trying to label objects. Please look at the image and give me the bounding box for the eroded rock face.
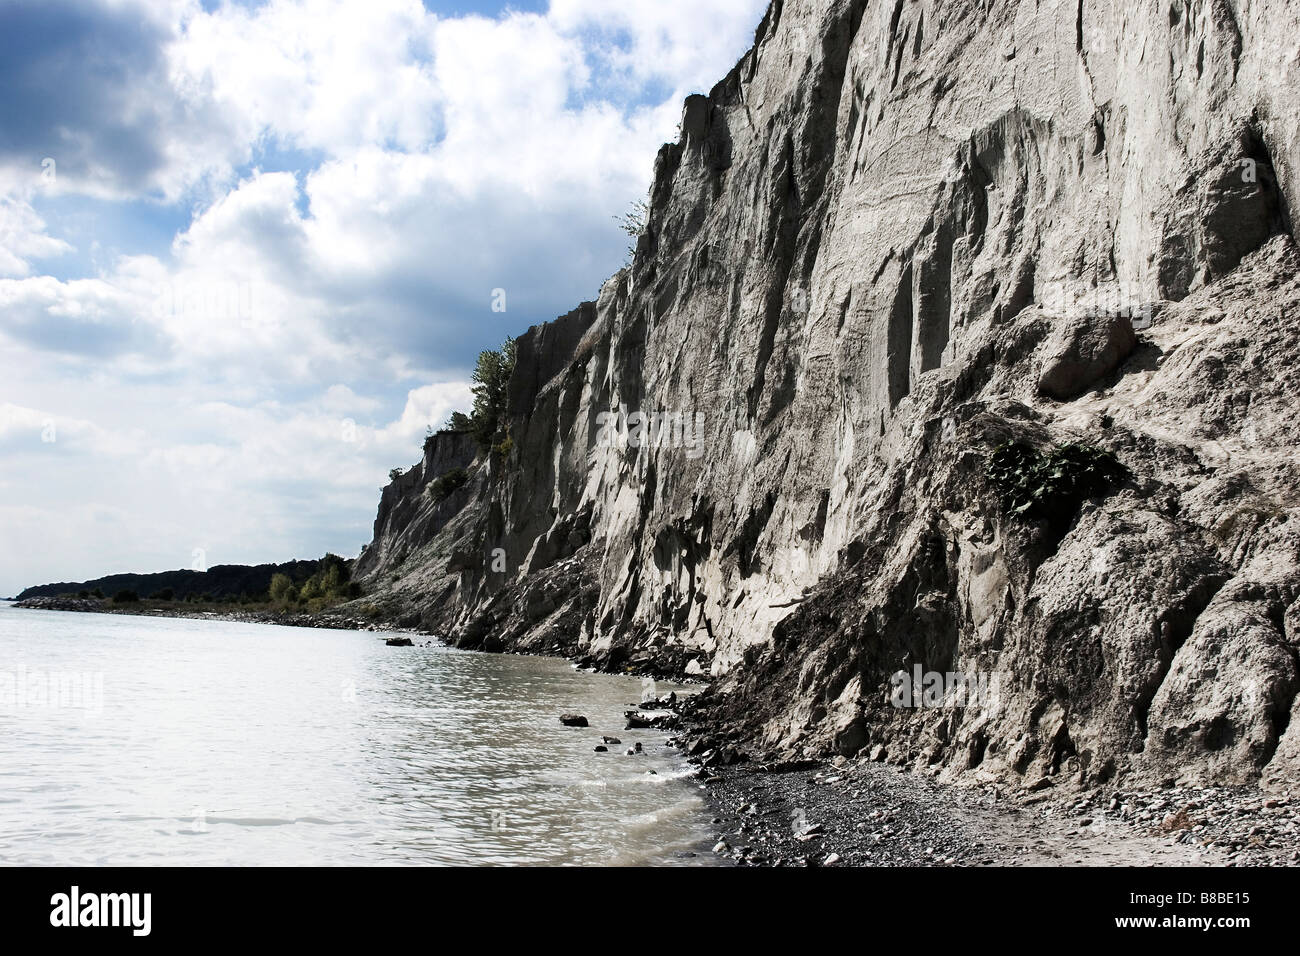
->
[1146,553,1300,785]
[1037,311,1138,400]
[354,428,478,582]
[358,0,1300,791]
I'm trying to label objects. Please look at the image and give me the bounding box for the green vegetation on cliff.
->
[427,337,516,456]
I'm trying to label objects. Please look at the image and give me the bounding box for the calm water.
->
[0,603,717,866]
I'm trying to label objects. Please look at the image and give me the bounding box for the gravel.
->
[693,755,1300,867]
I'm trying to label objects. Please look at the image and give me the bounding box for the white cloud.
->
[0,197,72,277]
[378,381,476,445]
[168,0,443,162]
[0,0,769,595]
[0,402,119,455]
[321,384,381,415]
[0,377,472,594]
[550,0,766,89]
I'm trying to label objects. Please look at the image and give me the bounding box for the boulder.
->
[1037,310,1138,400]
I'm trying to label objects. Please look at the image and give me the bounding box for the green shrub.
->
[444,411,473,433]
[469,337,516,450]
[155,587,174,602]
[986,441,1127,526]
[408,341,514,470]
[269,573,293,603]
[427,467,469,503]
[615,199,648,263]
[112,589,140,604]
[277,553,358,607]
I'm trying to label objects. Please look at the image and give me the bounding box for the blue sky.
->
[0,0,767,596]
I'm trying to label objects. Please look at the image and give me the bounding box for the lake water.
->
[0,602,718,866]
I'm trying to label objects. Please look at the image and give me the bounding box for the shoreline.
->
[9,595,409,634]
[13,598,1298,867]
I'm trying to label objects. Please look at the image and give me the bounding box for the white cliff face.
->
[362,0,1300,790]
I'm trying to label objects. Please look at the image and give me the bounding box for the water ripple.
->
[0,604,719,866]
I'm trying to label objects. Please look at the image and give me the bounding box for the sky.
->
[0,0,768,597]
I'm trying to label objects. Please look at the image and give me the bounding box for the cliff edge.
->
[356,0,1300,794]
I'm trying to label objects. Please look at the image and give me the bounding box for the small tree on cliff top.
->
[615,199,648,263]
[470,336,516,449]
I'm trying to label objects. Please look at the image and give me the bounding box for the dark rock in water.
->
[559,714,588,727]
[625,710,678,730]
[638,691,679,710]
[686,738,710,757]
[385,636,414,647]
[601,736,622,745]
[594,745,608,752]
[634,742,643,753]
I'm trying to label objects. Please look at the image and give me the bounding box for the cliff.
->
[357,0,1300,793]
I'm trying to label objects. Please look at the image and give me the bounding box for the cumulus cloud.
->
[0,377,472,595]
[0,197,72,277]
[0,0,768,595]
[0,0,245,201]
[550,0,767,90]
